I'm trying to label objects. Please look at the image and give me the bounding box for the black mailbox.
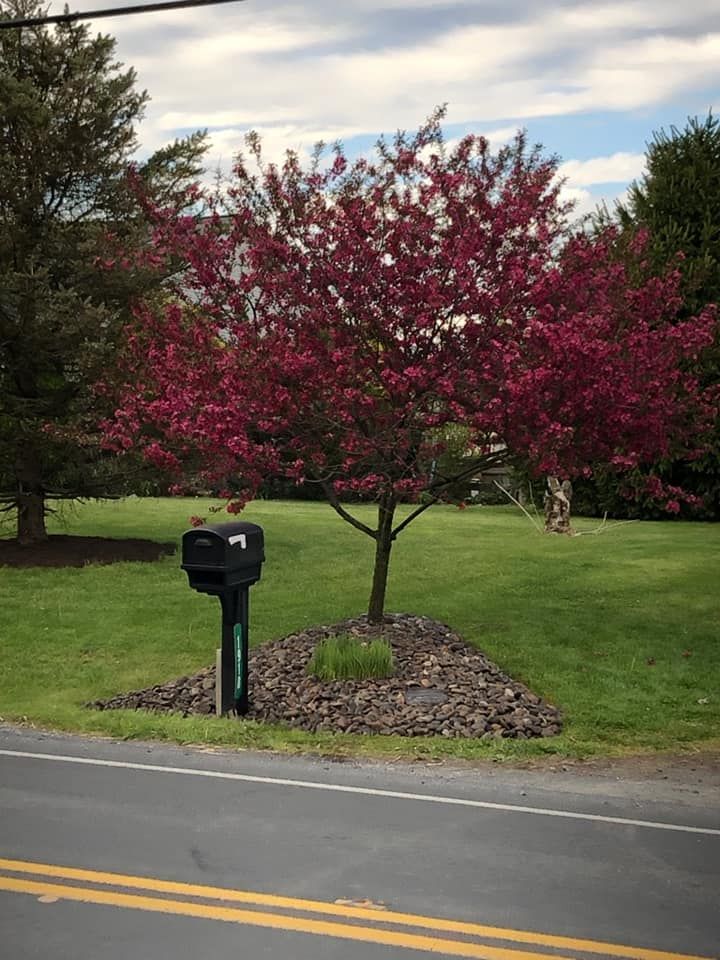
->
[182,521,264,595]
[181,521,265,717]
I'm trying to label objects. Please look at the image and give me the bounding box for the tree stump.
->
[544,477,573,534]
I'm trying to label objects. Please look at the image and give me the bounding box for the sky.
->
[46,0,720,220]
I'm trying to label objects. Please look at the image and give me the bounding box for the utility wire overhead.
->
[0,0,246,29]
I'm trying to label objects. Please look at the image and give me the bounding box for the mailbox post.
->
[181,521,264,716]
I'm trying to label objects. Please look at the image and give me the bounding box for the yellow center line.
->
[0,874,582,960]
[0,857,712,960]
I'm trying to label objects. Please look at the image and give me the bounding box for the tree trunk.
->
[16,449,48,545]
[367,497,396,624]
[544,476,573,535]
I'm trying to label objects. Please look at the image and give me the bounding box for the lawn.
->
[1,497,718,762]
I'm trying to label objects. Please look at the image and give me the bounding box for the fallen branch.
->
[571,514,638,536]
[492,480,544,534]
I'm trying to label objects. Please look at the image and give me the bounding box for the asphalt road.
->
[1,724,718,959]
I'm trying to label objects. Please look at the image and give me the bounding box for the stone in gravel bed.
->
[88,613,562,739]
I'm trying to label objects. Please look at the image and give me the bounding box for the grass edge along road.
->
[0,858,713,960]
[1,498,718,762]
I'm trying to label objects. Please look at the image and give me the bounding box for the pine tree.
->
[618,113,720,317]
[0,0,207,542]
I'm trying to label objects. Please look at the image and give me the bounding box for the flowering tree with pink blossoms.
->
[109,114,718,622]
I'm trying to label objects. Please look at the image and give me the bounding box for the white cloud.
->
[43,0,720,178]
[482,126,520,147]
[205,124,347,170]
[557,151,642,222]
[557,152,645,186]
[559,184,630,223]
[444,127,519,153]
[559,185,598,221]
[180,22,351,65]
[571,33,720,113]
[560,1,692,31]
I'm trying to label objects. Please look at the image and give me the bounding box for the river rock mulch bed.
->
[89,613,562,739]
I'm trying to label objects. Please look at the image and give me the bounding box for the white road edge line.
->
[1,748,718,837]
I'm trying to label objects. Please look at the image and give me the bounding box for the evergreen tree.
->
[618,114,720,317]
[0,0,207,543]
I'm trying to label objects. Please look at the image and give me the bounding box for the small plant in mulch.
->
[307,633,394,682]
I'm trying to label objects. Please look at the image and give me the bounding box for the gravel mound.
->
[89,613,562,739]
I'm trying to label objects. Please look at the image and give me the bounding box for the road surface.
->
[1,725,718,959]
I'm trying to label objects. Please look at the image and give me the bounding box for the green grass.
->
[307,633,394,681]
[0,496,718,763]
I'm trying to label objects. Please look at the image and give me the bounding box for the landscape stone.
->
[88,613,562,740]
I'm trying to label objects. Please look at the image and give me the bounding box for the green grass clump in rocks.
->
[307,633,394,681]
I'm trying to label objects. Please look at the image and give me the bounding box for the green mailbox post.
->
[181,521,264,716]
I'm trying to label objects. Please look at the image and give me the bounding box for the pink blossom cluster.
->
[106,118,718,518]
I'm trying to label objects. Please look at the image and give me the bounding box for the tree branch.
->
[320,480,377,539]
[392,451,508,538]
[426,451,507,493]
[391,499,434,538]
[571,514,638,537]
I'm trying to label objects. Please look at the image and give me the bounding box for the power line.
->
[0,0,246,29]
